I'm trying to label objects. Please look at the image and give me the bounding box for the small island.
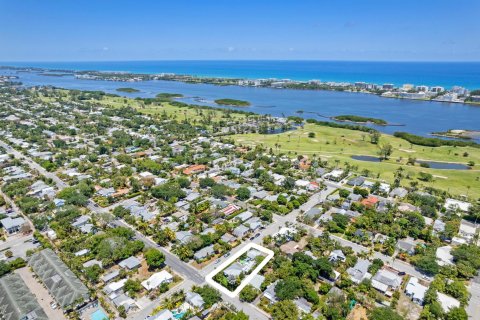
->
[432,129,480,140]
[332,114,388,125]
[116,87,140,93]
[214,98,251,107]
[156,92,184,99]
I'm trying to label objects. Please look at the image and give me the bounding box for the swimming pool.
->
[91,309,109,320]
[173,310,186,319]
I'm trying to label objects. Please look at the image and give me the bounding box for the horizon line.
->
[1,59,480,64]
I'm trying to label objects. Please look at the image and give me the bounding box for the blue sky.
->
[1,0,479,61]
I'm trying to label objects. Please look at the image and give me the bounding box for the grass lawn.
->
[98,95,251,123]
[234,123,480,199]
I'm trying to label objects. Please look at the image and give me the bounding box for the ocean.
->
[2,60,480,89]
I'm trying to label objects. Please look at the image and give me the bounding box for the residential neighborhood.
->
[0,84,479,320]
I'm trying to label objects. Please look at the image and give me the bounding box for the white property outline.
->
[205,243,274,298]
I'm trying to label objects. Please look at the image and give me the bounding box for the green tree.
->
[124,279,142,296]
[275,277,303,300]
[414,254,439,275]
[194,285,220,308]
[379,143,393,160]
[221,311,249,320]
[239,285,259,302]
[370,131,381,144]
[271,300,298,320]
[84,264,102,283]
[199,178,216,188]
[445,307,468,320]
[369,307,403,320]
[211,184,232,199]
[176,176,191,188]
[236,187,251,201]
[144,248,165,270]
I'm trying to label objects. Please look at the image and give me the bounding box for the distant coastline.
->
[1,65,480,143]
[1,60,480,88]
[2,64,479,107]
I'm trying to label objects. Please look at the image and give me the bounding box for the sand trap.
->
[433,175,448,179]
[399,148,416,153]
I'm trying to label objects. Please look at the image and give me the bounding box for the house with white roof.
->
[445,198,471,212]
[141,270,173,291]
[405,277,428,305]
[458,219,478,242]
[436,246,454,266]
[437,292,460,313]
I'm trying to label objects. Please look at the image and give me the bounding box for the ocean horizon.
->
[2,60,480,89]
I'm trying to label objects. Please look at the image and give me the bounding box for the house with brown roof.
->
[361,196,379,208]
[183,164,207,175]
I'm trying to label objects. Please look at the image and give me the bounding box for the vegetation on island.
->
[214,98,251,107]
[431,129,480,140]
[155,92,184,99]
[116,87,140,93]
[333,114,388,125]
[306,118,377,133]
[394,132,479,148]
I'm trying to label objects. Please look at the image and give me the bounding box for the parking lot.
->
[0,233,39,259]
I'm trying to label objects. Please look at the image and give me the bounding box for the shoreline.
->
[1,65,479,107]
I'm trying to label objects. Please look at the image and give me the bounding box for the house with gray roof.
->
[390,187,408,198]
[112,293,136,312]
[244,217,263,231]
[101,270,120,283]
[232,224,249,238]
[433,219,446,234]
[294,297,312,314]
[347,176,365,186]
[235,210,253,222]
[1,216,26,234]
[347,259,372,284]
[185,291,205,309]
[250,274,265,290]
[223,262,243,283]
[220,233,236,244]
[28,248,89,309]
[263,281,279,304]
[175,231,194,244]
[0,273,49,320]
[193,245,215,261]
[119,256,141,270]
[371,268,403,295]
[348,193,363,202]
[304,207,322,221]
[396,238,418,255]
[97,187,115,197]
[71,215,90,229]
[328,249,346,262]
